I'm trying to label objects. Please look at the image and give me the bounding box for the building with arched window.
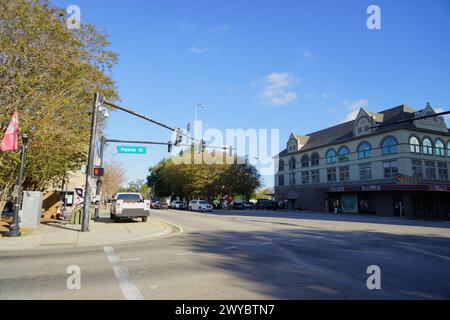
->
[275,104,450,219]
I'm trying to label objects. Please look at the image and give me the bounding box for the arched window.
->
[301,154,309,168]
[311,152,320,166]
[289,157,296,170]
[436,139,445,156]
[338,147,350,162]
[409,136,420,153]
[279,159,285,172]
[326,149,337,164]
[382,137,398,155]
[358,142,372,159]
[423,138,433,155]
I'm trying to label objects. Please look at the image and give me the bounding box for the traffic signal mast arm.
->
[101,99,232,153]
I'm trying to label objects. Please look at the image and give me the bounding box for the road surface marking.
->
[122,258,142,262]
[260,242,273,245]
[224,246,236,250]
[103,246,144,300]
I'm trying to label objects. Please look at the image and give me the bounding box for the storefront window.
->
[339,166,350,182]
[425,161,436,179]
[437,162,448,180]
[301,171,310,184]
[327,167,337,182]
[383,160,399,178]
[412,159,423,178]
[311,170,320,183]
[359,163,372,180]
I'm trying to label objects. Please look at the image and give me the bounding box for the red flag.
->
[0,112,19,152]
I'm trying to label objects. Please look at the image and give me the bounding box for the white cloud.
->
[301,50,313,58]
[259,72,299,106]
[190,46,210,54]
[205,25,230,33]
[340,99,369,123]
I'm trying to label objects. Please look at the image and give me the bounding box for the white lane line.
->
[260,242,273,245]
[177,252,194,256]
[122,258,142,262]
[103,246,144,300]
[224,246,236,250]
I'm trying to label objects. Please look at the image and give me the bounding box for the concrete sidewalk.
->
[0,217,180,252]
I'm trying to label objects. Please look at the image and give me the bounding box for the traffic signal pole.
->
[93,135,106,219]
[81,92,100,232]
[80,93,234,232]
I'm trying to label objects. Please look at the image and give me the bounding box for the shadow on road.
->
[211,210,450,230]
[184,227,450,299]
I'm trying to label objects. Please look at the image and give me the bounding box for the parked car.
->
[232,202,246,210]
[243,202,255,209]
[109,193,150,222]
[170,200,185,209]
[255,199,278,210]
[189,200,213,212]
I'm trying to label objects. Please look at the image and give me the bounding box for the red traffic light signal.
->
[93,167,104,177]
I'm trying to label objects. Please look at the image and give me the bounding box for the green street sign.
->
[117,146,147,154]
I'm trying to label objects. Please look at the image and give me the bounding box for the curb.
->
[0,218,182,252]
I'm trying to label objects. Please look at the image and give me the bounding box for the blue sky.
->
[54,0,450,188]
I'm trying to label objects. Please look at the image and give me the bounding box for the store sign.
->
[396,175,421,185]
[330,186,345,192]
[361,185,381,192]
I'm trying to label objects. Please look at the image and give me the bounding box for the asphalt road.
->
[1,209,450,300]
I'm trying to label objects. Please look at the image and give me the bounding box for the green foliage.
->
[119,179,149,198]
[147,152,261,201]
[0,0,118,201]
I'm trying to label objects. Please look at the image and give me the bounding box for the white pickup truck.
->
[109,193,151,222]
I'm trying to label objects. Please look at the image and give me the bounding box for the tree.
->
[147,151,261,201]
[254,187,274,200]
[119,179,149,198]
[102,160,125,203]
[0,0,118,211]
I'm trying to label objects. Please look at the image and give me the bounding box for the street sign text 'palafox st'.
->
[117,146,147,154]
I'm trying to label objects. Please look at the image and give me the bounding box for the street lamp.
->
[6,133,28,237]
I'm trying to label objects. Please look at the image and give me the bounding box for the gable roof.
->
[276,104,449,157]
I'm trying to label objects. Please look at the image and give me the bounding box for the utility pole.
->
[93,136,106,219]
[6,133,28,237]
[81,92,100,232]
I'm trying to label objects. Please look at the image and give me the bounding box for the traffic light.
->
[93,167,104,177]
[168,141,173,153]
[174,128,183,147]
[202,140,207,153]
